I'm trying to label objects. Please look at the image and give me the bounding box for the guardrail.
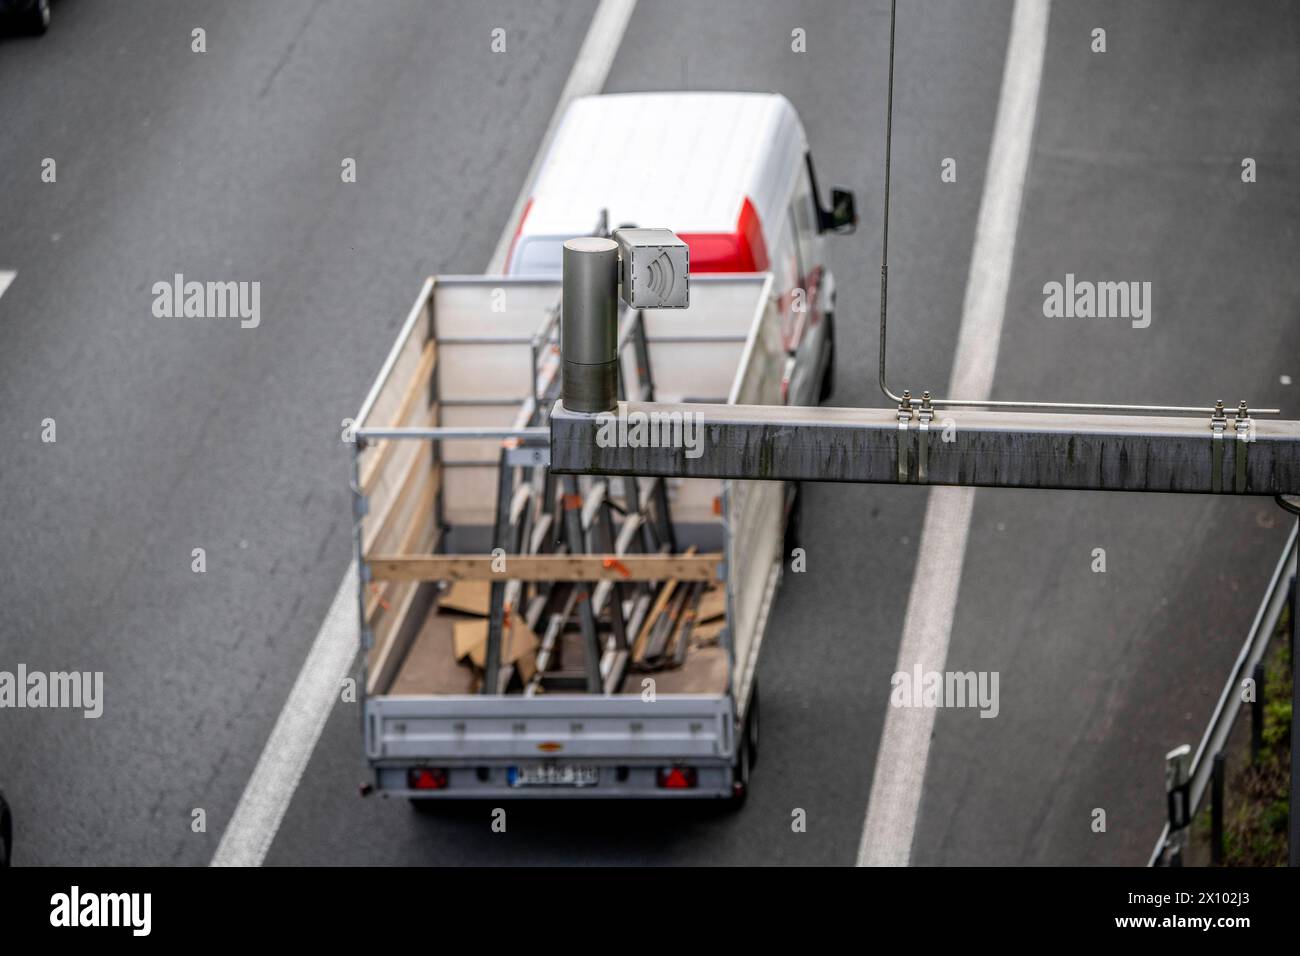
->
[1148,520,1298,866]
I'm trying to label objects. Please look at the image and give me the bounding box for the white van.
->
[505,91,857,406]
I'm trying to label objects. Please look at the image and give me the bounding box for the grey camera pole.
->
[561,236,620,414]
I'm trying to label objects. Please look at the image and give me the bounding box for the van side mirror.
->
[825,187,857,234]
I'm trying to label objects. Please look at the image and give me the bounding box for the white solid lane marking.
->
[0,271,16,299]
[211,564,358,867]
[211,0,638,867]
[857,0,1052,867]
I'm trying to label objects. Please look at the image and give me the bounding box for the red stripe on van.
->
[679,197,769,273]
[503,197,534,272]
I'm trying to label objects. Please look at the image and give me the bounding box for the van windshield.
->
[511,236,565,276]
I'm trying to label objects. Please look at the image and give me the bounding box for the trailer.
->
[347,90,855,802]
[350,268,820,801]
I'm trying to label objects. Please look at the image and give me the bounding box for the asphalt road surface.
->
[0,0,1295,866]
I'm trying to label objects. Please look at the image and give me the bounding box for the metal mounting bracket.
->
[1210,400,1229,494]
[916,390,935,484]
[1234,401,1253,493]
[896,390,914,483]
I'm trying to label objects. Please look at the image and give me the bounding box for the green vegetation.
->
[1200,605,1292,866]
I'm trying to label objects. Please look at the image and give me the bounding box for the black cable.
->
[879,0,900,404]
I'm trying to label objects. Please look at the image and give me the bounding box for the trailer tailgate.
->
[366,694,734,762]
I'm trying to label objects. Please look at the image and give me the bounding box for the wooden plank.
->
[362,287,433,430]
[631,546,697,664]
[363,466,440,623]
[644,577,692,664]
[367,553,723,583]
[665,581,705,664]
[631,574,681,663]
[359,338,437,495]
[363,430,438,556]
[364,468,442,691]
[367,576,427,695]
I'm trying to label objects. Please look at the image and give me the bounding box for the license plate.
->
[508,764,599,788]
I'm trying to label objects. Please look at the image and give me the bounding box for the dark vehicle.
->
[1,0,49,35]
[0,791,11,867]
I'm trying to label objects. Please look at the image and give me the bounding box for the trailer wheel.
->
[19,0,50,35]
[746,684,759,769]
[728,686,760,807]
[729,730,751,807]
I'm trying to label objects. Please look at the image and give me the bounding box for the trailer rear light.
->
[679,197,769,273]
[656,766,698,790]
[408,768,448,790]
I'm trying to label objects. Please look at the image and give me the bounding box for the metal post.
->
[1164,744,1192,866]
[651,476,678,554]
[1284,572,1294,671]
[1211,751,1225,866]
[481,449,515,695]
[560,476,604,693]
[1251,661,1265,765]
[1279,496,1300,867]
[593,485,629,653]
[1292,517,1299,866]
[561,237,619,414]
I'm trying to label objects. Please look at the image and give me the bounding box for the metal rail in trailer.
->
[349,262,822,802]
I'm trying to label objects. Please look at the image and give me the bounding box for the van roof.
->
[510,92,808,273]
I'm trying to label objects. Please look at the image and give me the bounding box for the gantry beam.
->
[549,401,1300,496]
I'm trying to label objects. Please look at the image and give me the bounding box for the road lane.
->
[859,0,1051,867]
[910,0,1300,865]
[265,0,1010,866]
[0,0,596,865]
[211,0,633,871]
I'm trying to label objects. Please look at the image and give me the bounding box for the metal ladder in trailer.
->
[473,284,684,696]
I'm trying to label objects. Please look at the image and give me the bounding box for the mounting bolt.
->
[1237,400,1250,420]
[1211,400,1227,429]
